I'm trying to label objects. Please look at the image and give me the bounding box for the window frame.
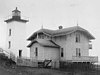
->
[9,29,11,36]
[76,34,80,43]
[19,50,22,57]
[8,41,11,49]
[76,48,81,57]
[35,47,38,56]
[61,48,64,57]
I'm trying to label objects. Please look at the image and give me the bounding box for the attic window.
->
[38,34,45,39]
[76,34,80,43]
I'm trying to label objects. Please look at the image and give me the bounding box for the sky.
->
[0,0,100,61]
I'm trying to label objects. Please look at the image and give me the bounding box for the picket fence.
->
[16,57,59,68]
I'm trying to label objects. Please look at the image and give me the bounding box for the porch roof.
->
[27,39,60,48]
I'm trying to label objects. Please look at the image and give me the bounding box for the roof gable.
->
[27,39,60,48]
[27,26,95,40]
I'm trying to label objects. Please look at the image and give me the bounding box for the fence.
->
[16,57,59,68]
[17,57,38,67]
[0,48,59,68]
[72,56,98,63]
[51,60,59,68]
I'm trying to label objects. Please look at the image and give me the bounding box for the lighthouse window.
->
[9,29,11,36]
[8,41,11,49]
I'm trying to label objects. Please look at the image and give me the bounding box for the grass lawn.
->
[0,65,100,75]
[0,53,100,75]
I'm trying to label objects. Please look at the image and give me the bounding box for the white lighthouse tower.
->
[5,7,28,58]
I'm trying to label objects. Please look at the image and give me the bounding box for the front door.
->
[19,50,22,57]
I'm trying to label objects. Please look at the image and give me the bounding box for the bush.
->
[0,53,16,67]
[0,53,8,62]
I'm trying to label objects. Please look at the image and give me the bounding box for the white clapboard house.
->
[4,8,98,67]
[27,25,98,67]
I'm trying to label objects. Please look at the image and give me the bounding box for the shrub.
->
[0,53,16,67]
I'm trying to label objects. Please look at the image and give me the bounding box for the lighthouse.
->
[5,7,28,57]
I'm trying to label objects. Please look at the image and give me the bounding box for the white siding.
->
[6,21,29,57]
[71,32,89,57]
[30,43,44,60]
[44,47,60,60]
[30,43,60,61]
[52,31,89,61]
[52,35,66,61]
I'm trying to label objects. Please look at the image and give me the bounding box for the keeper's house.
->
[27,26,98,67]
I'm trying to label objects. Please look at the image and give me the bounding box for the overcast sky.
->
[0,0,100,61]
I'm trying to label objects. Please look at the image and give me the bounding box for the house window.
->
[46,36,50,39]
[38,34,45,39]
[9,29,11,36]
[76,34,80,43]
[61,48,64,57]
[19,50,22,57]
[8,41,11,49]
[35,47,38,56]
[41,35,44,39]
[76,48,81,57]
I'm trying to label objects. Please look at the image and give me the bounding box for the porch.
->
[72,56,98,63]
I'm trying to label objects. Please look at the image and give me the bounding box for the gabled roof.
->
[27,39,60,48]
[27,26,95,40]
